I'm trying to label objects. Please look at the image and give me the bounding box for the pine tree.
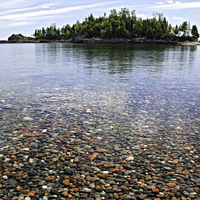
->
[191,25,199,39]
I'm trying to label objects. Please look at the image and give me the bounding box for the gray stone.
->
[8,179,18,187]
[64,168,75,175]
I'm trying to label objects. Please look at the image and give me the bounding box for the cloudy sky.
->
[0,0,200,40]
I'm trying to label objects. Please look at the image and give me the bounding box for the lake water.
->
[1,43,200,118]
[0,43,200,199]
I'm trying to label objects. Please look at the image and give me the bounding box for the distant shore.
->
[0,38,199,45]
[0,40,70,44]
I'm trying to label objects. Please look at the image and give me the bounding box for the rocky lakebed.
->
[0,85,200,200]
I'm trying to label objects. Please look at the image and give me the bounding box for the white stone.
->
[23,117,33,121]
[3,175,8,180]
[23,148,30,151]
[126,156,134,161]
[29,158,34,163]
[42,185,48,189]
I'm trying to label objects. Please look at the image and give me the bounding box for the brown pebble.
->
[89,154,97,161]
[16,186,22,191]
[172,159,179,164]
[70,163,76,168]
[101,185,106,190]
[60,157,65,162]
[61,191,69,197]
[166,183,176,187]
[113,193,119,199]
[167,172,175,175]
[104,163,115,168]
[138,194,147,199]
[152,188,159,193]
[96,148,109,153]
[80,194,88,198]
[157,193,165,198]
[96,163,104,166]
[26,191,36,197]
[181,197,187,200]
[11,197,18,200]
[96,185,101,190]
[62,180,71,186]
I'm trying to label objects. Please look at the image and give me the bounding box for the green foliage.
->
[180,21,188,32]
[8,34,32,41]
[33,8,198,42]
[61,25,72,39]
[174,25,179,34]
[191,25,199,39]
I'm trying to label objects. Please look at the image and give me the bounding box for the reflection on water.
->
[0,43,200,115]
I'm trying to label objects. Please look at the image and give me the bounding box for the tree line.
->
[33,8,199,41]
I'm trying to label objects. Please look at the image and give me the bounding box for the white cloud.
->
[0,3,57,16]
[156,0,177,5]
[0,2,117,21]
[9,22,34,27]
[152,1,200,9]
[157,1,165,5]
[137,14,147,19]
[166,0,174,3]
[0,0,29,9]
[173,16,185,20]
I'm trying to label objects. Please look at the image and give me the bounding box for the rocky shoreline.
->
[0,38,199,45]
[0,40,70,44]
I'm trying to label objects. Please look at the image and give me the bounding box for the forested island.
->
[6,8,200,44]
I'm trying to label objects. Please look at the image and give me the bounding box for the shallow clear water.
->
[0,43,200,133]
[1,43,200,199]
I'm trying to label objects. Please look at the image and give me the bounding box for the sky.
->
[0,0,200,40]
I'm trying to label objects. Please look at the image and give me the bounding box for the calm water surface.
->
[0,43,200,134]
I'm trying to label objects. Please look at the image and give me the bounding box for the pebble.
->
[2,176,8,180]
[81,188,92,193]
[23,117,33,121]
[0,83,200,199]
[64,168,75,175]
[126,156,134,161]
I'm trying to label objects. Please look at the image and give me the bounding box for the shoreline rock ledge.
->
[0,34,199,45]
[73,37,179,44]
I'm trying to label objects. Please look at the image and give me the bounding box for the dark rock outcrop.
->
[8,34,34,42]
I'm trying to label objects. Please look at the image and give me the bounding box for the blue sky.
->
[0,0,200,40]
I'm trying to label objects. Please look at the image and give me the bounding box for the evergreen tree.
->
[180,21,188,33]
[31,8,198,42]
[191,25,199,39]
[174,25,179,34]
